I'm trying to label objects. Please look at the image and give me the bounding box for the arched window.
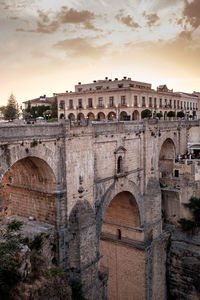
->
[117,156,122,174]
[117,229,121,240]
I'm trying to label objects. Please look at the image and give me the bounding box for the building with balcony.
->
[56,77,200,121]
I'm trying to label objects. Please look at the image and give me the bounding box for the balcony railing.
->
[118,103,127,108]
[76,105,83,110]
[86,105,93,109]
[97,104,105,108]
[68,106,74,110]
[108,103,116,108]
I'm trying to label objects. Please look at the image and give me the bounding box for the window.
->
[78,98,82,109]
[69,99,73,109]
[174,170,179,178]
[160,98,162,107]
[88,98,93,108]
[121,96,126,105]
[109,96,114,107]
[149,97,152,107]
[177,100,180,109]
[98,97,103,107]
[117,156,122,173]
[154,98,157,108]
[59,100,65,109]
[142,96,146,107]
[134,96,138,107]
[117,229,121,240]
[169,99,172,107]
[174,100,176,109]
[181,101,183,109]
[165,99,167,107]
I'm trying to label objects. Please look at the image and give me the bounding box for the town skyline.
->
[1,0,200,105]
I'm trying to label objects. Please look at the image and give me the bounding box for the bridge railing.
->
[0,122,67,142]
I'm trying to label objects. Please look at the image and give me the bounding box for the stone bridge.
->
[0,119,199,300]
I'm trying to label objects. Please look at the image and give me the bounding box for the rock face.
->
[167,226,200,300]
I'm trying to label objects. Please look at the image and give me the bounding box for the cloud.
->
[16,20,59,34]
[115,9,140,30]
[182,0,200,30]
[56,6,99,31]
[16,6,100,34]
[54,37,110,58]
[143,11,159,28]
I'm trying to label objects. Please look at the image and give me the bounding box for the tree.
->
[178,197,200,232]
[156,112,163,119]
[177,111,185,118]
[43,109,52,120]
[4,94,19,121]
[167,111,175,118]
[0,220,24,299]
[51,98,58,119]
[141,109,152,119]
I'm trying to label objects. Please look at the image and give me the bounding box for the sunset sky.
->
[1,0,200,105]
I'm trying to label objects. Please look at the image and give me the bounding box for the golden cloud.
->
[54,37,110,58]
[143,11,159,28]
[115,10,140,30]
[16,6,100,34]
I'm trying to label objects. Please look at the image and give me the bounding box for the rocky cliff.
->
[167,225,200,300]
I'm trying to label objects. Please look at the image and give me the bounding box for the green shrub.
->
[179,197,200,232]
[177,111,185,118]
[141,109,152,119]
[178,218,195,231]
[167,111,175,118]
[0,220,24,299]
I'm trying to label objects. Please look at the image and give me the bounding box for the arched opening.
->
[97,112,105,120]
[108,111,116,120]
[164,111,168,120]
[119,111,127,121]
[68,113,75,121]
[77,113,85,121]
[100,191,145,300]
[0,157,57,226]
[117,156,122,173]
[59,113,64,119]
[159,138,176,178]
[132,110,139,120]
[87,112,95,120]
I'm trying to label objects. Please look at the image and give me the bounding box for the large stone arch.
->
[98,180,145,300]
[0,143,58,182]
[0,156,57,225]
[96,179,143,240]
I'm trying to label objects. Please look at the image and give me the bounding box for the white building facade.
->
[56,77,200,121]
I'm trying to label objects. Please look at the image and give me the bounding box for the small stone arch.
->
[87,112,95,120]
[68,113,75,121]
[108,111,116,120]
[60,113,64,119]
[132,110,139,120]
[77,113,85,121]
[159,138,176,177]
[119,111,127,121]
[97,112,105,120]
